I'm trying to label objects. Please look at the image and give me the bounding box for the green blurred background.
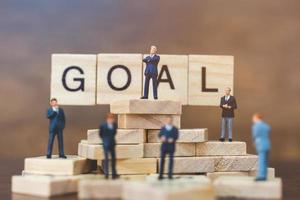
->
[1,0,299,161]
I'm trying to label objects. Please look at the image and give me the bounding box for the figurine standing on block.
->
[99,113,118,179]
[252,113,271,181]
[141,45,160,100]
[219,87,237,142]
[158,115,179,180]
[46,98,66,159]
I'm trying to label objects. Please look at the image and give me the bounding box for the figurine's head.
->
[50,98,58,107]
[225,87,231,96]
[252,113,262,123]
[106,113,115,124]
[165,115,173,125]
[150,45,157,54]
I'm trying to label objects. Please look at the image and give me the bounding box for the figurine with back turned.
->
[219,87,237,142]
[158,115,179,180]
[46,98,66,159]
[141,45,160,100]
[252,113,271,181]
[99,113,119,179]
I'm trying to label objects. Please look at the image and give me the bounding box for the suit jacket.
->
[252,121,271,152]
[99,122,117,149]
[143,55,160,76]
[220,95,237,118]
[158,126,179,153]
[47,108,65,131]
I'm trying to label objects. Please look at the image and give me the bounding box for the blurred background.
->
[1,0,299,161]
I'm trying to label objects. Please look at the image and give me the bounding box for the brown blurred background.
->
[1,0,299,161]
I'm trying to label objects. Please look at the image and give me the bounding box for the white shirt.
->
[52,107,59,113]
[225,95,230,101]
[107,123,114,130]
[165,124,173,131]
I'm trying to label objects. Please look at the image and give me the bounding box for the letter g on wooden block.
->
[51,54,97,105]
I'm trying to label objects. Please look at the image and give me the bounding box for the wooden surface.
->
[96,54,143,104]
[144,143,196,157]
[147,129,208,143]
[110,99,182,114]
[142,55,189,104]
[188,55,234,106]
[118,114,181,129]
[51,54,97,105]
[87,129,145,144]
[196,141,247,156]
[213,155,258,172]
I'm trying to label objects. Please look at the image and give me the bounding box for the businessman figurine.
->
[141,45,160,100]
[46,98,66,159]
[99,113,118,179]
[219,87,237,142]
[252,113,271,181]
[158,116,179,180]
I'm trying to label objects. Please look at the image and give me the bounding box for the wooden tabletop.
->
[1,158,299,200]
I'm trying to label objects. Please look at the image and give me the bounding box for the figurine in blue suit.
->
[99,113,119,179]
[158,116,179,180]
[46,98,66,159]
[141,45,160,100]
[252,113,271,181]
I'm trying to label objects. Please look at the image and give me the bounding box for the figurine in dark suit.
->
[219,87,237,142]
[158,116,179,180]
[141,45,160,100]
[99,113,118,179]
[252,113,271,181]
[46,98,66,159]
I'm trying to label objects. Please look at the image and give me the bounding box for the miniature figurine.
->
[46,98,66,159]
[252,113,271,181]
[141,45,160,100]
[99,113,119,179]
[158,115,179,180]
[219,87,237,142]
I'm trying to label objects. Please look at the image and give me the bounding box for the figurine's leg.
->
[257,151,267,180]
[220,118,226,141]
[159,150,166,179]
[168,152,174,179]
[57,129,65,157]
[228,118,233,140]
[143,75,150,98]
[111,146,117,178]
[152,75,158,99]
[46,130,55,157]
[103,148,109,178]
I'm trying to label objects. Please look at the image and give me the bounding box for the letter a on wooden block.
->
[97,54,143,104]
[51,54,97,105]
[188,55,234,105]
[142,55,188,104]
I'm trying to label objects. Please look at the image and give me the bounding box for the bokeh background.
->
[1,0,299,161]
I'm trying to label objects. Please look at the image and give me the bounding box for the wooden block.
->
[24,155,93,175]
[12,175,78,197]
[158,157,215,173]
[144,143,195,158]
[118,114,181,129]
[196,141,246,156]
[147,129,208,143]
[213,176,282,199]
[97,158,157,175]
[97,54,143,104]
[78,142,144,160]
[79,179,124,199]
[51,54,97,105]
[123,175,215,200]
[248,167,275,179]
[188,55,234,106]
[87,129,145,144]
[141,55,188,104]
[213,155,258,172]
[110,99,182,114]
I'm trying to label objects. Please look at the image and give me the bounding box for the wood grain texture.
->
[78,142,144,160]
[188,55,234,106]
[24,155,93,175]
[213,155,258,172]
[144,143,195,158]
[97,158,157,175]
[158,157,215,173]
[213,176,282,199]
[110,99,182,114]
[51,54,97,105]
[196,141,247,156]
[96,54,143,104]
[12,175,78,197]
[147,129,208,143]
[142,55,188,104]
[118,114,181,129]
[87,129,145,144]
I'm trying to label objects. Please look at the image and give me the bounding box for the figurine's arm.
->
[113,123,118,136]
[47,108,57,119]
[143,57,150,63]
[99,125,103,139]
[231,97,237,109]
[174,129,179,141]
